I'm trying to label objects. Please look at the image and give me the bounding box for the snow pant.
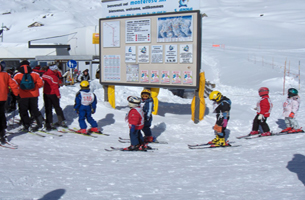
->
[78,107,97,129]
[141,117,152,137]
[0,101,7,135]
[252,114,270,132]
[130,129,144,146]
[216,117,229,138]
[285,117,299,129]
[43,94,65,125]
[19,97,43,129]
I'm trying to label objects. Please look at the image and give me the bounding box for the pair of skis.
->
[105,137,164,152]
[0,140,18,149]
[236,130,305,140]
[188,141,239,149]
[63,128,110,138]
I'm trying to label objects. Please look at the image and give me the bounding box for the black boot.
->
[0,130,7,145]
[31,115,44,132]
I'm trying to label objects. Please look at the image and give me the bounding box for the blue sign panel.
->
[67,60,77,69]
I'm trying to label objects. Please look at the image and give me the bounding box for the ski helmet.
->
[141,88,151,99]
[209,91,222,102]
[127,96,141,108]
[258,87,269,96]
[80,80,90,89]
[288,88,298,97]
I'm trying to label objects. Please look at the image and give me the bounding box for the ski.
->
[0,143,18,149]
[38,130,63,137]
[118,139,168,144]
[189,144,241,149]
[28,131,46,137]
[188,141,235,147]
[118,137,168,144]
[244,131,304,139]
[89,131,110,136]
[105,146,157,152]
[64,128,98,138]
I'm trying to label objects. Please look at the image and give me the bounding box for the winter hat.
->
[49,64,59,71]
[20,60,30,66]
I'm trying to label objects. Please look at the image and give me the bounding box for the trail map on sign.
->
[103,21,120,47]
[157,15,193,42]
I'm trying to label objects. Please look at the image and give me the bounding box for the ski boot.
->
[210,137,227,147]
[123,145,140,151]
[144,136,156,143]
[288,128,303,133]
[260,132,271,136]
[249,131,259,135]
[76,129,88,134]
[281,127,293,133]
[88,127,99,133]
[208,135,219,144]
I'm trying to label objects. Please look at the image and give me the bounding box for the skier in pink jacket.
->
[281,88,302,133]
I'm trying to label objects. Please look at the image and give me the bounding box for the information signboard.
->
[99,10,201,89]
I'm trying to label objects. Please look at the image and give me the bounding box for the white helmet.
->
[127,96,141,108]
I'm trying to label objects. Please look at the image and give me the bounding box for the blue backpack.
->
[20,73,35,90]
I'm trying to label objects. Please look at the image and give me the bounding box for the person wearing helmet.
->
[123,96,146,151]
[74,80,99,134]
[42,64,67,130]
[281,88,302,133]
[140,89,155,143]
[208,90,231,147]
[249,87,273,136]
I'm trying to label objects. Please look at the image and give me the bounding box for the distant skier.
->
[74,80,99,134]
[249,87,273,136]
[123,96,147,151]
[281,88,302,133]
[140,89,155,143]
[208,91,231,147]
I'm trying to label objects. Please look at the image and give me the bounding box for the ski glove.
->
[75,109,79,114]
[289,112,295,118]
[91,108,96,114]
[257,114,264,120]
[222,119,228,128]
[213,124,222,133]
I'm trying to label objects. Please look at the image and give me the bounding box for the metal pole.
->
[283,60,286,95]
[299,61,301,90]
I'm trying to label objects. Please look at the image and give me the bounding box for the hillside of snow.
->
[1,0,305,199]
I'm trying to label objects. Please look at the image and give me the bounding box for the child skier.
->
[140,89,155,143]
[208,91,231,147]
[249,87,273,136]
[124,96,146,151]
[74,80,99,134]
[281,88,302,133]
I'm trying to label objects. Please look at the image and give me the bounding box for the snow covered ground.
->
[1,0,305,199]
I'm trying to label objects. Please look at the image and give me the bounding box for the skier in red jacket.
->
[42,64,67,130]
[123,96,146,151]
[249,87,273,136]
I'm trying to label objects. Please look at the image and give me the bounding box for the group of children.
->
[208,87,301,147]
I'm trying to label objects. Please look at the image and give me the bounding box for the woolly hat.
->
[49,64,59,71]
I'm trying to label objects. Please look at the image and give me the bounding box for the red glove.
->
[289,112,295,118]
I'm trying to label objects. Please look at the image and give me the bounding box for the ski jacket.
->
[256,95,272,117]
[141,98,154,120]
[213,96,231,124]
[42,69,60,96]
[74,89,97,112]
[283,96,300,117]
[0,71,19,101]
[13,65,43,98]
[125,106,144,130]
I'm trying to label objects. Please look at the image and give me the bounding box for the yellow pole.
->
[150,88,159,115]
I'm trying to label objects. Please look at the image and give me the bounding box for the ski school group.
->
[201,86,303,149]
[0,60,157,150]
[0,60,303,151]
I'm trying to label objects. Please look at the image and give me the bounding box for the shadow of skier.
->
[97,113,115,131]
[38,189,65,200]
[286,154,305,186]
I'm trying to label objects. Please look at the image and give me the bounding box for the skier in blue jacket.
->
[140,89,155,143]
[74,80,99,134]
